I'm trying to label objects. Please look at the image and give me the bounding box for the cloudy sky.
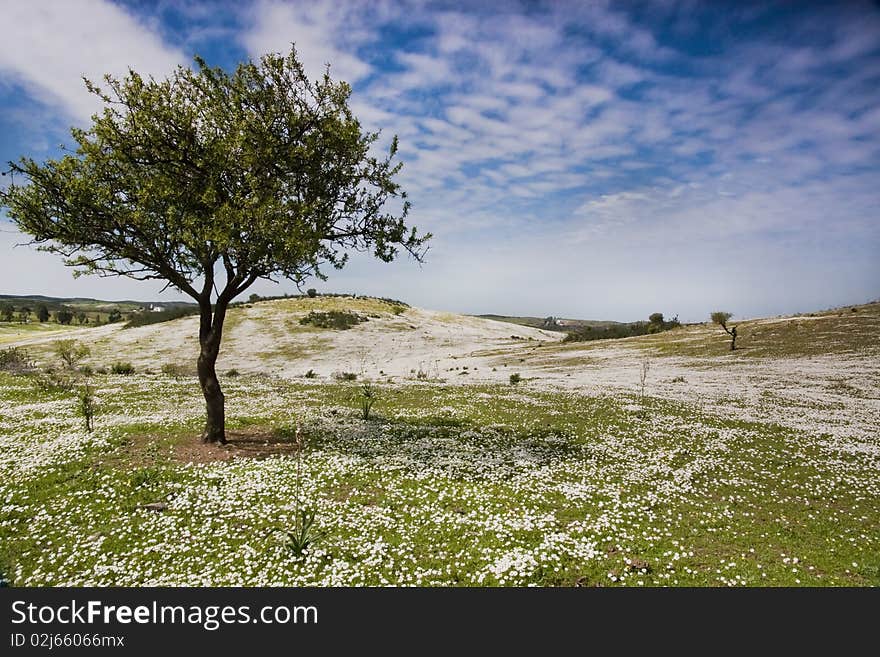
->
[1,0,878,322]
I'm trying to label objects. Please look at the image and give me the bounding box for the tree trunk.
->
[729,327,737,351]
[197,300,228,444]
[198,339,226,443]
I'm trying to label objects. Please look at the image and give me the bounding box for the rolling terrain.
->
[0,297,877,586]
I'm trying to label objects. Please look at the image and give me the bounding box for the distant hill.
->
[0,294,195,313]
[475,314,621,333]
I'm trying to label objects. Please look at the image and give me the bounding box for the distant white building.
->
[149,304,165,312]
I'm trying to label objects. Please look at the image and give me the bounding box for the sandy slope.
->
[7,298,879,442]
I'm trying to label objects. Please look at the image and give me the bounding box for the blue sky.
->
[1,0,878,322]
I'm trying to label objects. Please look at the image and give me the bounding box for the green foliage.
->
[56,308,74,325]
[509,373,522,385]
[36,305,50,322]
[282,508,326,557]
[304,369,317,379]
[226,368,240,377]
[124,306,198,328]
[306,288,317,298]
[78,383,96,432]
[649,312,664,325]
[31,369,76,393]
[107,310,123,323]
[161,363,191,377]
[111,362,135,375]
[711,311,733,328]
[0,47,428,300]
[54,339,90,370]
[358,382,378,420]
[129,466,164,489]
[335,371,357,381]
[0,304,13,322]
[0,346,34,373]
[299,310,366,330]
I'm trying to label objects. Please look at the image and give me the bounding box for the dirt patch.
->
[109,427,303,467]
[174,428,302,463]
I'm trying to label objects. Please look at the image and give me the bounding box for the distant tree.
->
[710,311,737,350]
[307,288,317,298]
[76,311,88,325]
[56,308,74,325]
[107,310,123,323]
[0,47,429,443]
[17,309,30,323]
[1,304,14,322]
[36,305,50,322]
[648,312,664,333]
[248,293,261,303]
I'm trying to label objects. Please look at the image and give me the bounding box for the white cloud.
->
[240,0,372,83]
[0,0,185,122]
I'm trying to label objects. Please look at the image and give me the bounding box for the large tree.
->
[1,48,429,443]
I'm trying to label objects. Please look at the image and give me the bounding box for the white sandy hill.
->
[8,297,879,441]
[14,296,563,381]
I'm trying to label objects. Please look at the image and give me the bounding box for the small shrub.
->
[32,369,76,393]
[226,368,240,377]
[282,508,326,557]
[161,363,190,377]
[509,373,522,385]
[129,466,164,489]
[300,310,366,330]
[358,382,378,420]
[334,371,357,381]
[111,362,135,375]
[307,288,317,298]
[671,375,686,383]
[0,346,34,374]
[304,369,317,379]
[95,366,108,375]
[55,339,90,370]
[78,383,96,432]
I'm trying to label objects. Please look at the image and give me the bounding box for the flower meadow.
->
[1,370,877,587]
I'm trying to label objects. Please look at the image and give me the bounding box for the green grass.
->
[1,368,876,586]
[0,321,83,345]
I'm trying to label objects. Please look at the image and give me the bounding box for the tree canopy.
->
[2,47,428,300]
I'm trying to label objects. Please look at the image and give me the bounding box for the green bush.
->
[0,346,34,373]
[111,362,135,375]
[334,371,357,381]
[54,339,90,370]
[226,368,240,377]
[509,373,522,385]
[304,369,317,379]
[299,310,367,330]
[161,363,192,377]
[31,369,76,393]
